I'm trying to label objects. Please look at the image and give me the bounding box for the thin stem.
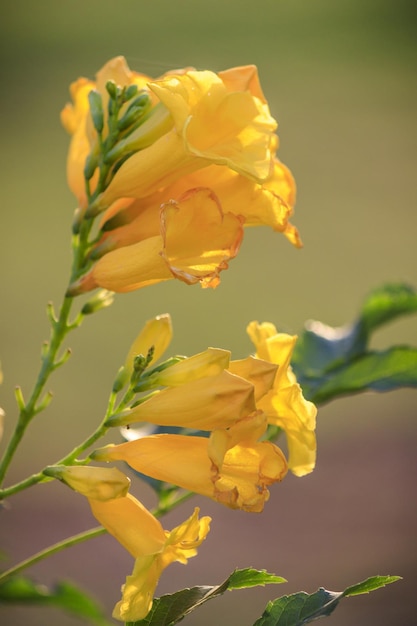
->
[0,219,95,488]
[0,526,107,583]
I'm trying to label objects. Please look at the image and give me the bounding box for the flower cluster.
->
[53,58,316,623]
[62,56,302,294]
[50,314,315,621]
[94,314,316,504]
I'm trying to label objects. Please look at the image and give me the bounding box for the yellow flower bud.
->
[44,465,130,501]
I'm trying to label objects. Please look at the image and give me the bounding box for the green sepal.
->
[252,575,401,625]
[0,575,112,626]
[126,568,286,626]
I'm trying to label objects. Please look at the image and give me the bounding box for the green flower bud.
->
[81,290,114,315]
[88,90,104,134]
[117,92,152,132]
[123,84,139,102]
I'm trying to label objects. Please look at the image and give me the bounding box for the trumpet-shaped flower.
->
[93,430,287,513]
[68,187,244,294]
[49,464,210,621]
[107,369,257,430]
[247,321,317,477]
[63,57,302,295]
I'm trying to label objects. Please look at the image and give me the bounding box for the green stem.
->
[0,220,95,488]
[0,526,107,583]
[0,390,119,500]
[0,488,194,584]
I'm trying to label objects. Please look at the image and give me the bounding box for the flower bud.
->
[44,465,130,501]
[81,289,114,315]
[88,90,104,134]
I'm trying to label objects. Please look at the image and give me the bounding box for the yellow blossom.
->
[68,187,244,294]
[107,369,257,430]
[51,464,210,622]
[91,498,210,621]
[63,57,302,294]
[247,321,317,477]
[111,507,210,622]
[92,433,287,513]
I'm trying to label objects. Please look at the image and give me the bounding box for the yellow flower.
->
[111,507,210,622]
[49,464,210,621]
[91,498,210,621]
[70,187,244,293]
[247,321,317,477]
[107,368,257,430]
[93,431,287,513]
[95,63,278,208]
[63,57,302,294]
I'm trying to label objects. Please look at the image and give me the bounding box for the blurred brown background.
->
[0,0,416,624]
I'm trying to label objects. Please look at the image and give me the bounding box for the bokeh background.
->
[1,1,416,624]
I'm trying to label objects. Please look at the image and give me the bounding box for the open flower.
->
[63,57,301,295]
[247,321,317,477]
[46,464,210,622]
[93,430,287,513]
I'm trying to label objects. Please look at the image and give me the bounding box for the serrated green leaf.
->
[127,568,285,626]
[309,346,417,404]
[252,575,401,626]
[343,575,402,597]
[228,568,286,589]
[0,576,111,626]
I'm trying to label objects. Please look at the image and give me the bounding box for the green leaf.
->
[227,568,286,589]
[292,283,417,404]
[0,576,112,626]
[252,575,401,626]
[359,283,417,335]
[343,575,402,597]
[309,346,417,404]
[127,568,285,626]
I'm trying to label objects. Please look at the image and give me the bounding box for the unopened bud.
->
[88,90,104,134]
[117,92,152,132]
[105,80,118,99]
[81,290,114,315]
[123,84,139,102]
[44,465,131,501]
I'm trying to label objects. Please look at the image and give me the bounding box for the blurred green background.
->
[1,1,416,624]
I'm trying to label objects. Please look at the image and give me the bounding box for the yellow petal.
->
[112,554,160,621]
[61,77,96,208]
[124,314,172,375]
[247,321,317,476]
[154,347,230,386]
[228,356,278,401]
[109,370,256,429]
[89,493,165,558]
[150,68,276,181]
[91,235,173,292]
[160,187,244,288]
[98,131,202,207]
[207,410,267,469]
